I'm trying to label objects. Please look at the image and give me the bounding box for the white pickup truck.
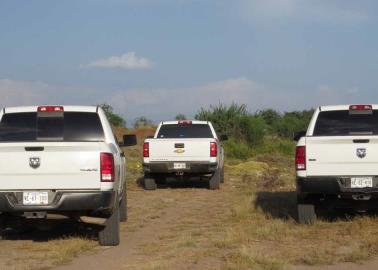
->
[142,120,226,190]
[295,104,378,224]
[0,105,137,246]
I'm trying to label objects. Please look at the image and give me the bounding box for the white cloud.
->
[239,0,371,25]
[84,52,154,70]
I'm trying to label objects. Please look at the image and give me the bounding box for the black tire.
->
[144,176,157,190]
[120,183,127,222]
[209,169,221,190]
[154,174,166,185]
[220,166,225,184]
[99,202,120,246]
[298,204,316,224]
[0,215,5,240]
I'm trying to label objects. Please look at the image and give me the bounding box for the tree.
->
[99,103,126,127]
[175,114,187,120]
[256,109,281,126]
[134,116,153,128]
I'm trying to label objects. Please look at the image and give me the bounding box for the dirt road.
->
[3,158,378,270]
[55,179,231,270]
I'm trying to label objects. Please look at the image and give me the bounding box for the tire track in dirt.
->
[55,181,230,270]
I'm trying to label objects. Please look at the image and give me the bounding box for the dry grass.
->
[217,155,378,269]
[0,237,96,270]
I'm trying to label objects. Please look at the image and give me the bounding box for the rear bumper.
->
[0,191,116,214]
[297,176,378,195]
[143,161,218,174]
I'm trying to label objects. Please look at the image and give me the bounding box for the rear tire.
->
[144,174,157,190]
[220,167,225,184]
[155,174,166,185]
[0,215,5,240]
[209,169,221,190]
[298,204,316,224]
[120,183,127,222]
[99,202,120,246]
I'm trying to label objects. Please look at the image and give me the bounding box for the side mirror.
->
[293,131,306,142]
[220,134,228,141]
[122,134,137,147]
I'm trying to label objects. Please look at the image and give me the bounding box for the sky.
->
[0,0,378,124]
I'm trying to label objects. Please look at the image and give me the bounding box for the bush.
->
[253,137,295,156]
[99,103,126,127]
[223,139,251,160]
[195,103,248,137]
[273,110,313,138]
[236,116,265,147]
[134,116,153,128]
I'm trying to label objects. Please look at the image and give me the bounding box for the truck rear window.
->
[157,124,213,138]
[0,112,105,142]
[313,110,378,136]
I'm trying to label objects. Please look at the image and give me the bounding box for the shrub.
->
[223,139,251,160]
[236,116,266,147]
[134,116,154,128]
[175,114,187,120]
[99,103,126,127]
[195,103,248,137]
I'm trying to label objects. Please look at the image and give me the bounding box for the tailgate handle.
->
[353,139,370,144]
[25,147,44,151]
[175,143,185,148]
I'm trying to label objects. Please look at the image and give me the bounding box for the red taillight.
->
[100,153,114,182]
[38,106,64,112]
[178,120,192,125]
[210,142,217,157]
[349,105,372,111]
[143,142,149,158]
[295,146,306,171]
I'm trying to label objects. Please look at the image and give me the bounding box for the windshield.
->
[313,110,378,136]
[0,112,105,142]
[157,124,213,138]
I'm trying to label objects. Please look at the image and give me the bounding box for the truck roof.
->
[320,104,378,111]
[3,105,99,114]
[160,120,209,125]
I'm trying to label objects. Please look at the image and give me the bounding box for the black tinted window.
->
[0,112,104,142]
[314,110,378,136]
[157,124,213,138]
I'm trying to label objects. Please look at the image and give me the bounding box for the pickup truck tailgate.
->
[149,139,213,161]
[306,137,378,176]
[0,143,102,190]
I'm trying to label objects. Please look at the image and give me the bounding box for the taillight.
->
[349,104,372,111]
[100,153,114,182]
[178,120,192,125]
[143,142,149,158]
[295,146,306,171]
[38,106,64,112]
[210,142,217,157]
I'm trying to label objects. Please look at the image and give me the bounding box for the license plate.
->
[173,163,186,170]
[351,177,373,188]
[23,192,49,205]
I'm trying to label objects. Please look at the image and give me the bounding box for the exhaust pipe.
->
[79,216,107,225]
[352,194,372,201]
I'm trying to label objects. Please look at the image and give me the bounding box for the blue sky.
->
[0,0,378,124]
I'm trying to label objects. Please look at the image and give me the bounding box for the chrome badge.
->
[356,148,367,159]
[174,149,185,154]
[29,157,41,169]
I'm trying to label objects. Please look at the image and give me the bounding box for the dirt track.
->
[55,178,230,270]
[3,174,378,270]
